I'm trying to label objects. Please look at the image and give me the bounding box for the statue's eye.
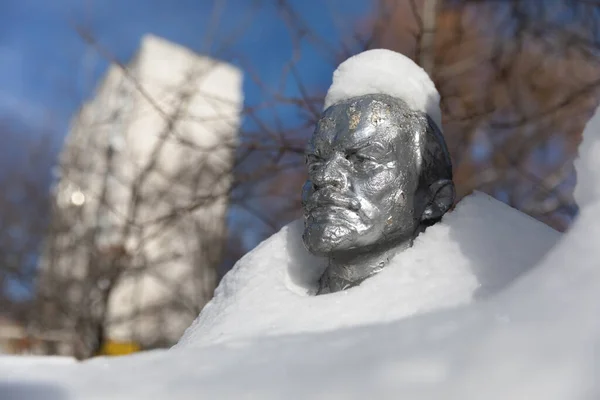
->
[349,153,366,163]
[306,154,321,165]
[306,155,324,174]
[347,152,375,167]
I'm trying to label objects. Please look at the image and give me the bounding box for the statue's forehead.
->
[311,96,406,151]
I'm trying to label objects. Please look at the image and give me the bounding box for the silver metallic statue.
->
[302,93,454,294]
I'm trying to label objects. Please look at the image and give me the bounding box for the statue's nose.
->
[311,154,348,190]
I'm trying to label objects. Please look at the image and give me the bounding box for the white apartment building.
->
[37,34,243,355]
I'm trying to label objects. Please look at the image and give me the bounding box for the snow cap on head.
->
[324,49,442,129]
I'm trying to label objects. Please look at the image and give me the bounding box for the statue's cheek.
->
[361,169,396,191]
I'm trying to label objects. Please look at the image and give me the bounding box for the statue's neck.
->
[317,238,413,294]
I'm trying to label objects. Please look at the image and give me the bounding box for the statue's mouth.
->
[305,189,361,214]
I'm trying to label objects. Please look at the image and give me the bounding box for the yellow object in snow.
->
[97,340,141,356]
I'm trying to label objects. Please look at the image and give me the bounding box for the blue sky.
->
[0,0,371,136]
[0,0,373,252]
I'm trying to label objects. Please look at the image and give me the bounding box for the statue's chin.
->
[302,220,358,255]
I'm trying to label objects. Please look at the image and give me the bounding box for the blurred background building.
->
[35,34,242,357]
[1,0,599,358]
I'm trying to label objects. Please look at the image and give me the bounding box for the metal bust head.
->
[302,93,454,294]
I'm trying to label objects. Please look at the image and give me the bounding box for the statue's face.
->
[302,94,425,256]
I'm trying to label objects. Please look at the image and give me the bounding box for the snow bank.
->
[323,49,443,129]
[177,192,559,347]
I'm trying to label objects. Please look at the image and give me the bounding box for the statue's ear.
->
[421,179,455,223]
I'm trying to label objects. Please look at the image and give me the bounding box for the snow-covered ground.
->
[2,50,600,398]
